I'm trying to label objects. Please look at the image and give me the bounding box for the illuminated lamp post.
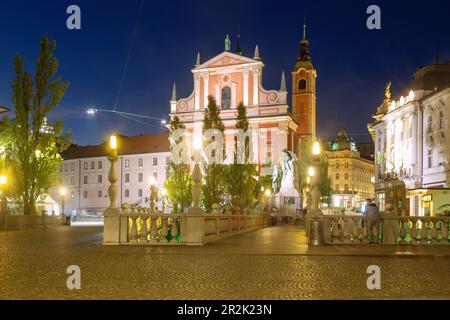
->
[188,135,203,214]
[107,135,119,209]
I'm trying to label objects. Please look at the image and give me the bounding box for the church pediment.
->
[193,51,260,71]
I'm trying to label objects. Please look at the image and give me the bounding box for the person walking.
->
[365,199,381,244]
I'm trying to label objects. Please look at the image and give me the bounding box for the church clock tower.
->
[292,21,317,144]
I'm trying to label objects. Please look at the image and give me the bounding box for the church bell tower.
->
[292,20,317,144]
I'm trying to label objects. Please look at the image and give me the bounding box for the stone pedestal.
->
[186,207,205,245]
[103,208,123,244]
[381,210,398,245]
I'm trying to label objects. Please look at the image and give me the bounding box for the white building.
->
[50,133,170,216]
[368,62,450,216]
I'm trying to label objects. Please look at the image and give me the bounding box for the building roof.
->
[62,132,170,160]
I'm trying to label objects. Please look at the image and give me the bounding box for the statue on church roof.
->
[385,81,392,101]
[225,34,231,52]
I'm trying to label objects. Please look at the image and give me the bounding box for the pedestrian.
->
[365,198,381,244]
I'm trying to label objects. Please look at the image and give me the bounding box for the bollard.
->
[309,218,323,246]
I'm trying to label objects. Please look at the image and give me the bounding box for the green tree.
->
[164,116,192,214]
[2,37,71,215]
[225,102,258,209]
[202,96,226,212]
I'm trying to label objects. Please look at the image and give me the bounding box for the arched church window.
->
[298,79,307,91]
[221,86,231,109]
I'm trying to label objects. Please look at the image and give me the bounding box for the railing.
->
[104,205,269,245]
[0,213,63,231]
[322,214,450,245]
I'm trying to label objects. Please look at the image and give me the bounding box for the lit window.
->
[221,86,231,109]
[125,159,130,167]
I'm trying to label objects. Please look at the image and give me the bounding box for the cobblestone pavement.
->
[0,226,449,300]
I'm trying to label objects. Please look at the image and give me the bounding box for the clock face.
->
[222,74,230,83]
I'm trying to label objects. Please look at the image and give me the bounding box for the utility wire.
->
[113,0,145,112]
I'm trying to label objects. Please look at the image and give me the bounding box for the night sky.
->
[0,0,449,145]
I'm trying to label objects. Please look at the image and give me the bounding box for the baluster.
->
[129,216,138,243]
[420,219,428,244]
[351,218,360,243]
[171,217,179,242]
[361,218,369,243]
[410,219,418,244]
[399,220,407,244]
[150,216,158,242]
[331,218,340,242]
[160,216,168,242]
[140,214,149,243]
[430,220,438,244]
[440,220,449,243]
[342,218,351,243]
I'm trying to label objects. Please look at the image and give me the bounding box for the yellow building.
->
[324,131,375,213]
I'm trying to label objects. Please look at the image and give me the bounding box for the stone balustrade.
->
[103,204,269,245]
[321,214,450,245]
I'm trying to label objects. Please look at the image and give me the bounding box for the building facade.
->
[368,62,450,216]
[50,133,170,216]
[325,131,375,212]
[169,28,317,175]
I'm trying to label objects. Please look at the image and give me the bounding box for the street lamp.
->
[107,135,119,209]
[60,187,67,224]
[189,134,203,212]
[313,141,321,156]
[149,176,157,212]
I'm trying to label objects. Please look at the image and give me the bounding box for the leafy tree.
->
[225,103,258,209]
[1,37,71,215]
[164,116,192,214]
[201,96,226,212]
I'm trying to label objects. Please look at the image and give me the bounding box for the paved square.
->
[0,226,449,299]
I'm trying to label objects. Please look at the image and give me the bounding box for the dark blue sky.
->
[0,0,449,145]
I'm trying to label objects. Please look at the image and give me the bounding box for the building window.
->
[125,159,130,167]
[71,163,75,171]
[138,172,143,182]
[153,157,158,166]
[345,163,349,169]
[428,149,433,168]
[153,172,158,182]
[125,173,130,183]
[138,158,143,167]
[98,161,102,169]
[345,173,348,180]
[64,164,68,172]
[83,162,88,170]
[98,175,103,184]
[125,189,130,198]
[335,184,339,191]
[91,161,95,169]
[98,190,102,198]
[344,184,349,192]
[138,189,143,198]
[83,175,88,185]
[83,191,88,199]
[70,176,75,185]
[221,86,231,109]
[439,111,444,129]
[298,79,307,91]
[335,173,339,180]
[166,157,170,165]
[335,163,339,169]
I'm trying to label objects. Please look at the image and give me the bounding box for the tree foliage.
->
[225,103,258,209]
[164,116,192,214]
[201,96,226,212]
[1,37,71,215]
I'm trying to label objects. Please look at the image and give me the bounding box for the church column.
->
[253,67,260,106]
[231,82,237,109]
[203,73,209,109]
[215,84,221,107]
[194,74,200,111]
[243,68,249,106]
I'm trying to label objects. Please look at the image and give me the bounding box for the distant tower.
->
[291,19,317,144]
